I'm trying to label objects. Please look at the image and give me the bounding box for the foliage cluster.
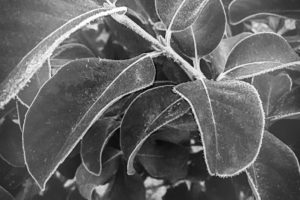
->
[0,0,300,199]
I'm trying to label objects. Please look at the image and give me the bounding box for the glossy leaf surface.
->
[229,0,300,25]
[81,118,120,175]
[0,0,126,108]
[219,33,300,80]
[172,0,226,58]
[121,85,190,175]
[174,79,264,176]
[252,73,292,117]
[0,118,24,167]
[155,0,208,31]
[23,55,155,190]
[246,131,300,200]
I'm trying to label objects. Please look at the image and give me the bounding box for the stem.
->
[110,13,205,80]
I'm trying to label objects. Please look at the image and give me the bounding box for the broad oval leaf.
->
[174,79,264,176]
[0,118,24,167]
[171,0,226,59]
[0,0,127,108]
[23,55,156,190]
[121,85,190,175]
[218,33,300,80]
[155,0,208,32]
[0,185,15,200]
[252,73,292,117]
[268,86,300,121]
[246,131,300,200]
[229,0,300,25]
[81,118,120,175]
[76,148,121,200]
[209,32,252,77]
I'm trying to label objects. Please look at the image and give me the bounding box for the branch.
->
[110,13,205,80]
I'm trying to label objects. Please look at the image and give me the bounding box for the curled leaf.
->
[81,118,120,175]
[23,55,155,190]
[218,33,300,80]
[121,85,190,175]
[0,0,127,108]
[174,79,264,176]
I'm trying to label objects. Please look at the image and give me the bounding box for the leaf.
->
[155,0,209,32]
[252,73,292,117]
[16,100,28,131]
[218,32,300,80]
[246,131,300,200]
[229,0,300,25]
[0,158,29,194]
[138,137,189,182]
[268,86,300,121]
[0,118,24,167]
[0,100,16,120]
[0,0,127,108]
[171,0,226,59]
[138,0,160,22]
[98,0,158,23]
[151,126,190,145]
[102,163,146,200]
[81,118,120,175]
[166,110,198,132]
[76,148,121,200]
[0,185,15,200]
[17,62,51,107]
[23,54,156,190]
[120,85,190,175]
[173,79,264,176]
[209,32,252,77]
[53,43,95,59]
